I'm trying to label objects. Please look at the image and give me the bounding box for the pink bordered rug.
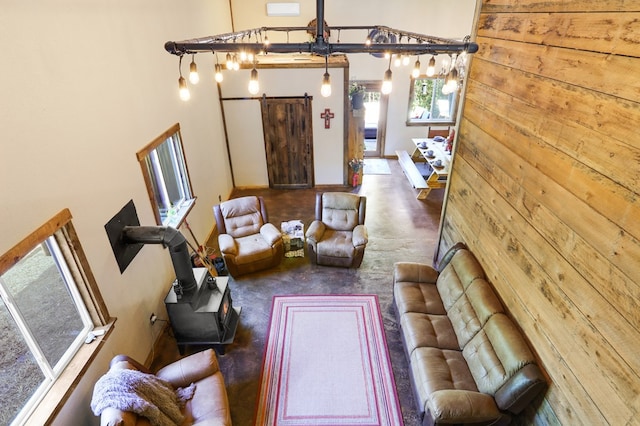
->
[255,294,404,425]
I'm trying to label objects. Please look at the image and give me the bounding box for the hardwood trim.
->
[136,122,181,161]
[0,208,72,275]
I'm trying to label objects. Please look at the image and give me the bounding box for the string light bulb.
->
[381,68,392,95]
[426,55,436,77]
[225,53,233,70]
[412,58,421,78]
[214,63,223,83]
[248,67,260,95]
[178,76,190,101]
[177,56,190,101]
[321,56,331,97]
[189,55,199,84]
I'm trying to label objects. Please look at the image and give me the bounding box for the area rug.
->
[363,158,391,175]
[255,295,403,425]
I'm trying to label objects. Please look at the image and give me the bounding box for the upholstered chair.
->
[305,192,368,268]
[213,196,283,277]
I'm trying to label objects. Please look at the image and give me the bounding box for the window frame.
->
[406,75,460,126]
[0,209,113,425]
[136,123,196,228]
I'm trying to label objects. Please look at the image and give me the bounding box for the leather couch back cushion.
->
[321,193,361,231]
[220,198,264,238]
[463,314,536,395]
[447,278,504,347]
[437,250,486,311]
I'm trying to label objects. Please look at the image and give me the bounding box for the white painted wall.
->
[1,1,232,424]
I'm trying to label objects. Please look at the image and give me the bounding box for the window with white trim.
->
[137,123,196,228]
[0,209,111,425]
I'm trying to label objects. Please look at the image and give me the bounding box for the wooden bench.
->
[396,150,430,200]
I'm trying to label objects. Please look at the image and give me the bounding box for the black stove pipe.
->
[122,226,197,292]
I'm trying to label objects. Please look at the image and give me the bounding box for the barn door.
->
[260,96,314,189]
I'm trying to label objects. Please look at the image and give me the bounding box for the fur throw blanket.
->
[91,368,196,426]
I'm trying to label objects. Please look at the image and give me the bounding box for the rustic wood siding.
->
[439,1,640,424]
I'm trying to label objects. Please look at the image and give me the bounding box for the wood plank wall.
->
[439,0,640,424]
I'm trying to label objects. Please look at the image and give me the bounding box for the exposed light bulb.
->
[393,55,402,67]
[447,68,459,92]
[247,52,255,62]
[384,52,391,60]
[264,35,270,46]
[248,68,259,94]
[178,76,190,101]
[321,72,332,97]
[225,53,233,70]
[381,69,392,95]
[402,55,410,66]
[240,50,248,62]
[214,64,223,83]
[426,56,436,77]
[189,58,199,84]
[232,54,240,71]
[412,59,421,78]
[365,37,371,46]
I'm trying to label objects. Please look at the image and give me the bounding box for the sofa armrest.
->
[156,349,221,388]
[427,389,501,424]
[494,363,547,414]
[352,224,368,247]
[393,262,438,284]
[218,234,237,256]
[305,220,325,243]
[260,222,282,246]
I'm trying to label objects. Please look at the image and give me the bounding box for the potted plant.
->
[349,83,365,110]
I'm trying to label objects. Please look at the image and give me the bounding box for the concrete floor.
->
[150,158,444,425]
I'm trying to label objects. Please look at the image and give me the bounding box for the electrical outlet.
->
[150,313,157,325]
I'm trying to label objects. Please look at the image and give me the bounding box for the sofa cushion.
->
[436,249,486,311]
[447,278,504,347]
[182,372,231,425]
[410,347,478,414]
[400,313,459,356]
[427,389,501,424]
[320,192,362,231]
[394,281,445,316]
[233,234,277,265]
[316,230,355,257]
[463,314,536,396]
[393,262,443,315]
[219,197,264,238]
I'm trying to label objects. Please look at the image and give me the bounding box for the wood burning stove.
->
[164,269,240,355]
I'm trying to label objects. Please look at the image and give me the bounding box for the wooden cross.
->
[320,108,335,129]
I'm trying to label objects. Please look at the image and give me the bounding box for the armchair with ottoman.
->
[305,192,368,268]
[393,244,547,425]
[92,349,231,426]
[213,195,283,277]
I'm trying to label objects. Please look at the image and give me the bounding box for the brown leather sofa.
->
[393,244,547,425]
[213,195,283,277]
[305,192,368,268]
[95,349,231,426]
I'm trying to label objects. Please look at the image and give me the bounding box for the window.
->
[137,123,196,228]
[0,209,111,425]
[407,76,459,125]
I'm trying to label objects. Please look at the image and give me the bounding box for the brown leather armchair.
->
[305,192,368,268]
[213,195,283,277]
[94,349,231,426]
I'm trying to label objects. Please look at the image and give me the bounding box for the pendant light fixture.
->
[321,56,331,97]
[166,0,477,99]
